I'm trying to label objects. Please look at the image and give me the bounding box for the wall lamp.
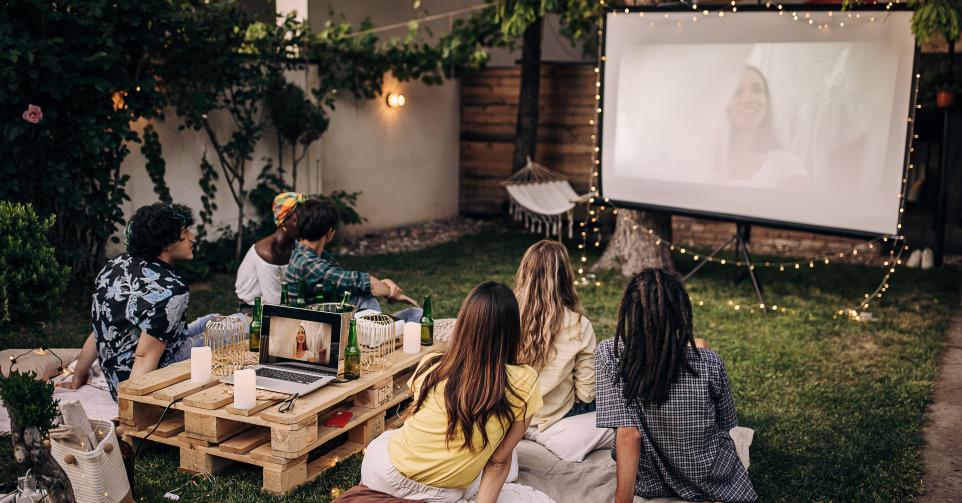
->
[385,92,406,109]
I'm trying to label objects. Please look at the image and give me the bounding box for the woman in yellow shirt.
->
[360,281,543,502]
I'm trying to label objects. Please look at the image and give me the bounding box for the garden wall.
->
[114,70,460,255]
[460,64,874,263]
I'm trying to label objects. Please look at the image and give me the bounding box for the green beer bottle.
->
[344,318,361,380]
[420,294,434,346]
[249,297,262,352]
[280,283,290,306]
[337,291,352,313]
[295,280,307,308]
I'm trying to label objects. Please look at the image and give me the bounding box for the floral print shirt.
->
[91,254,190,399]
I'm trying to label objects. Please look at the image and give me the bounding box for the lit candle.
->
[233,368,256,409]
[190,347,212,383]
[403,322,420,354]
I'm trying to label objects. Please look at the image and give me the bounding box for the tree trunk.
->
[511,16,543,173]
[10,421,75,503]
[594,209,676,277]
[235,198,244,265]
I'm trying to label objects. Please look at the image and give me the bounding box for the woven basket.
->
[50,419,131,502]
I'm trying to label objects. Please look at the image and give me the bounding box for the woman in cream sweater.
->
[515,240,612,461]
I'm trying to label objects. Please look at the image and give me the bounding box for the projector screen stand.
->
[682,223,766,311]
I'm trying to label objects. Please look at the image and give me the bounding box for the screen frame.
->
[597,3,918,239]
[260,304,343,369]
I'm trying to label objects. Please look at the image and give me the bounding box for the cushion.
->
[333,485,419,503]
[0,348,81,381]
[524,411,615,462]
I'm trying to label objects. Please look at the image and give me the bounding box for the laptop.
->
[221,304,343,395]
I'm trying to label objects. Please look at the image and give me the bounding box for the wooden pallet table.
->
[117,343,445,495]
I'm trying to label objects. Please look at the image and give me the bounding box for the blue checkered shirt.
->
[595,338,757,502]
[284,242,372,298]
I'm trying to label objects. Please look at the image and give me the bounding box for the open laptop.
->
[221,304,343,395]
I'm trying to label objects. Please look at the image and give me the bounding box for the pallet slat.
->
[118,361,191,396]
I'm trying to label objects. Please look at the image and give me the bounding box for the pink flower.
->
[22,104,42,124]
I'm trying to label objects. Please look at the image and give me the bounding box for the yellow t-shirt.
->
[387,354,543,489]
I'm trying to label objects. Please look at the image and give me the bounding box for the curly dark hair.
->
[127,203,195,260]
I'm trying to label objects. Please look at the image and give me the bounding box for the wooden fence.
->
[459,63,596,215]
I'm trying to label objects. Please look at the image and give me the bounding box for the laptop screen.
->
[260,305,342,369]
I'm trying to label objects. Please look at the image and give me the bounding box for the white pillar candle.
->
[190,346,212,384]
[233,368,256,409]
[403,322,421,355]
[395,319,405,338]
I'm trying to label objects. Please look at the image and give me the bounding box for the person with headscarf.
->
[235,192,307,308]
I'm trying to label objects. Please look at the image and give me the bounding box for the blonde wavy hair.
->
[514,240,583,370]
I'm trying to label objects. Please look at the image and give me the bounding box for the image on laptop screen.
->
[266,316,334,367]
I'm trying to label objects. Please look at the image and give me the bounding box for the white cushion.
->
[524,411,615,462]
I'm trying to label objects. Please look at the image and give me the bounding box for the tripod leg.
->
[682,235,736,282]
[736,235,766,310]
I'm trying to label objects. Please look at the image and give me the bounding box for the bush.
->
[0,202,70,327]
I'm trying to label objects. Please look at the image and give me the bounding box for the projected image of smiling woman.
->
[721,66,807,189]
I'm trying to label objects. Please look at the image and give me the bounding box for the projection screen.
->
[600,9,916,236]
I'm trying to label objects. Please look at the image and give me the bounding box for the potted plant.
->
[0,371,75,503]
[910,0,962,107]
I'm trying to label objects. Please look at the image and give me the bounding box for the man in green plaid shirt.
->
[285,199,422,322]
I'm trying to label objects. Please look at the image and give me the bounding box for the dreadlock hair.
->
[614,268,698,406]
[409,281,524,453]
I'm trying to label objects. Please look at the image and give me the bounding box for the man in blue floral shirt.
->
[285,199,421,322]
[69,203,229,399]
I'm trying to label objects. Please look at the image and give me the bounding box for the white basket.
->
[50,419,130,503]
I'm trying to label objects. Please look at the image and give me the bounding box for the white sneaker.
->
[906,249,922,268]
[921,248,935,270]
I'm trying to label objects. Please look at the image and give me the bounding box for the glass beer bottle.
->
[420,294,434,346]
[249,297,262,352]
[343,318,361,380]
[280,283,290,306]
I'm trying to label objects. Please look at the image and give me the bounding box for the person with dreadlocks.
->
[360,282,542,502]
[596,268,757,503]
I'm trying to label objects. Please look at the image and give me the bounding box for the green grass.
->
[1,230,958,502]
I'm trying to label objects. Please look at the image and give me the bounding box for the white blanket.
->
[0,360,117,434]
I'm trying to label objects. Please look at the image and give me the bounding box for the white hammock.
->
[503,158,590,240]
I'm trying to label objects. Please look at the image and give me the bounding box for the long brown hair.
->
[515,240,583,370]
[410,281,523,452]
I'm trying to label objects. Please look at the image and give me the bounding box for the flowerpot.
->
[936,90,956,109]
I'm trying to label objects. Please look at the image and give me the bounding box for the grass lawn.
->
[1,230,958,502]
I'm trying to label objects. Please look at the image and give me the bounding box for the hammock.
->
[503,157,590,240]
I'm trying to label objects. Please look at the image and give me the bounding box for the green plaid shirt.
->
[285,241,372,297]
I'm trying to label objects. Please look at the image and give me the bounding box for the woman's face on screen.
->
[296,327,306,344]
[728,68,768,131]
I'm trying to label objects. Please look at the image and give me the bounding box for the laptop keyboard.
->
[255,367,326,385]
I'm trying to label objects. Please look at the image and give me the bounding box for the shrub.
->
[0,370,58,434]
[0,202,70,327]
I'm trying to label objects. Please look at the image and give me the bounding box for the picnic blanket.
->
[0,359,118,434]
[518,427,754,503]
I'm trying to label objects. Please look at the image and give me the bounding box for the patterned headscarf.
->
[273,192,306,226]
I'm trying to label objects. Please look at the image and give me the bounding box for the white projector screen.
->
[600,9,916,236]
